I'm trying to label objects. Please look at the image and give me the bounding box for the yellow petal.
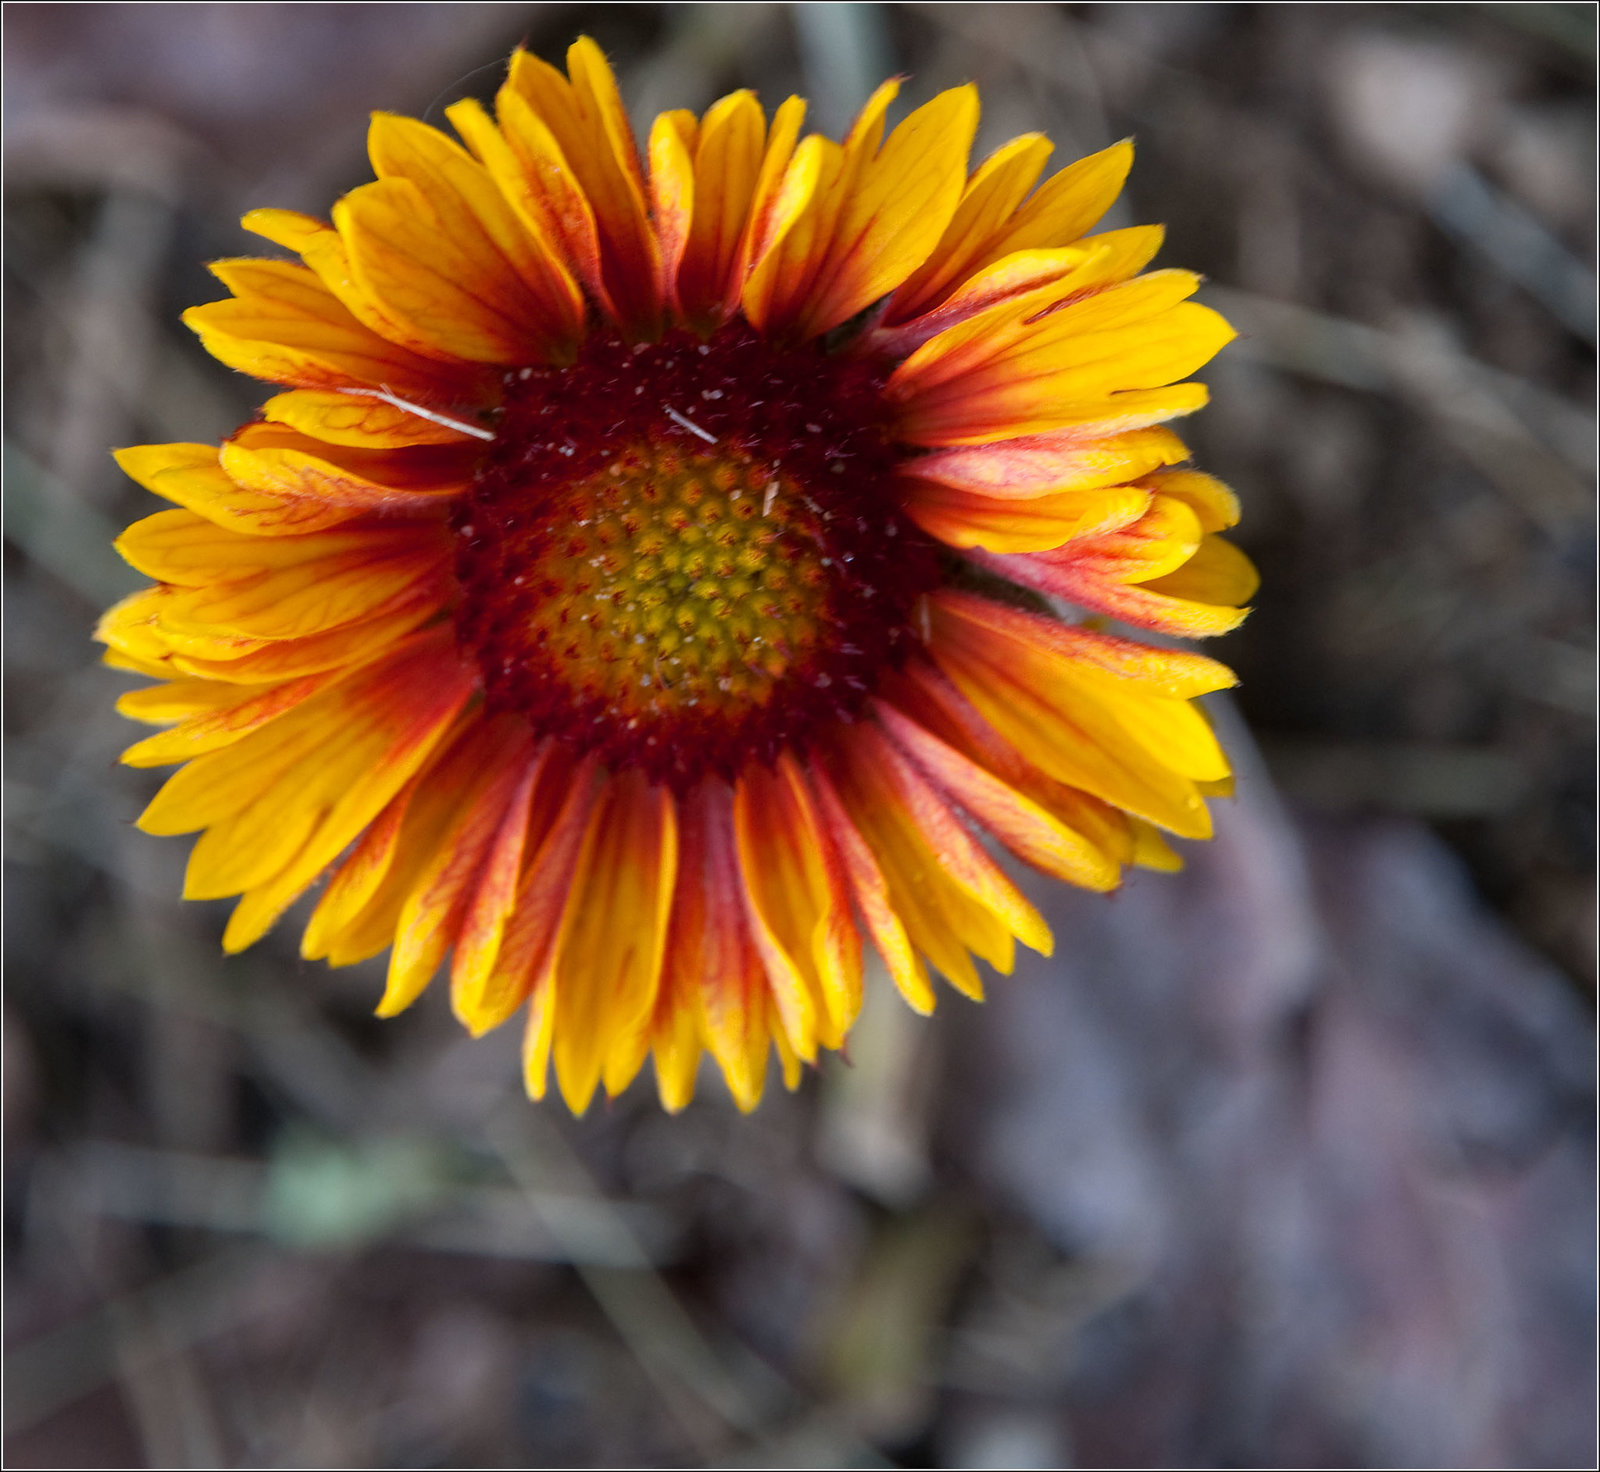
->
[795,84,980,338]
[167,593,442,684]
[1142,532,1259,607]
[242,206,458,362]
[927,593,1217,838]
[366,111,584,352]
[893,267,1201,393]
[848,722,1053,957]
[114,443,361,536]
[886,657,1136,865]
[116,677,266,726]
[136,628,465,838]
[448,93,610,325]
[185,259,481,400]
[650,972,701,1113]
[969,491,1255,639]
[186,800,323,901]
[1143,467,1241,531]
[826,734,1003,999]
[103,645,180,678]
[648,111,696,314]
[864,244,1092,357]
[301,714,500,964]
[521,964,558,1102]
[95,586,188,665]
[741,132,835,334]
[219,635,477,952]
[335,178,558,364]
[549,772,678,1113]
[733,754,861,1058]
[980,137,1134,260]
[731,94,807,292]
[158,541,449,643]
[677,90,766,326]
[1130,818,1185,872]
[746,80,902,338]
[887,132,1055,322]
[120,669,344,767]
[114,506,439,588]
[299,771,425,963]
[875,702,1120,892]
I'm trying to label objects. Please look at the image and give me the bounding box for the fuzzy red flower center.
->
[453,324,942,786]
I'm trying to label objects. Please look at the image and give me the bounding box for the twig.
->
[665,405,718,444]
[335,384,496,441]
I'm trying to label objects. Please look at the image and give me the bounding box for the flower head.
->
[101,41,1254,1113]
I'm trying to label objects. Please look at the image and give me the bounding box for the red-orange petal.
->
[378,718,540,1016]
[900,478,1150,554]
[890,271,1234,446]
[655,780,771,1112]
[260,390,481,449]
[505,41,663,336]
[904,425,1189,500]
[220,422,476,514]
[808,764,934,1015]
[461,753,600,1041]
[447,745,552,1021]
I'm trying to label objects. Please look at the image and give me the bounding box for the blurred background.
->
[4,3,1594,1466]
